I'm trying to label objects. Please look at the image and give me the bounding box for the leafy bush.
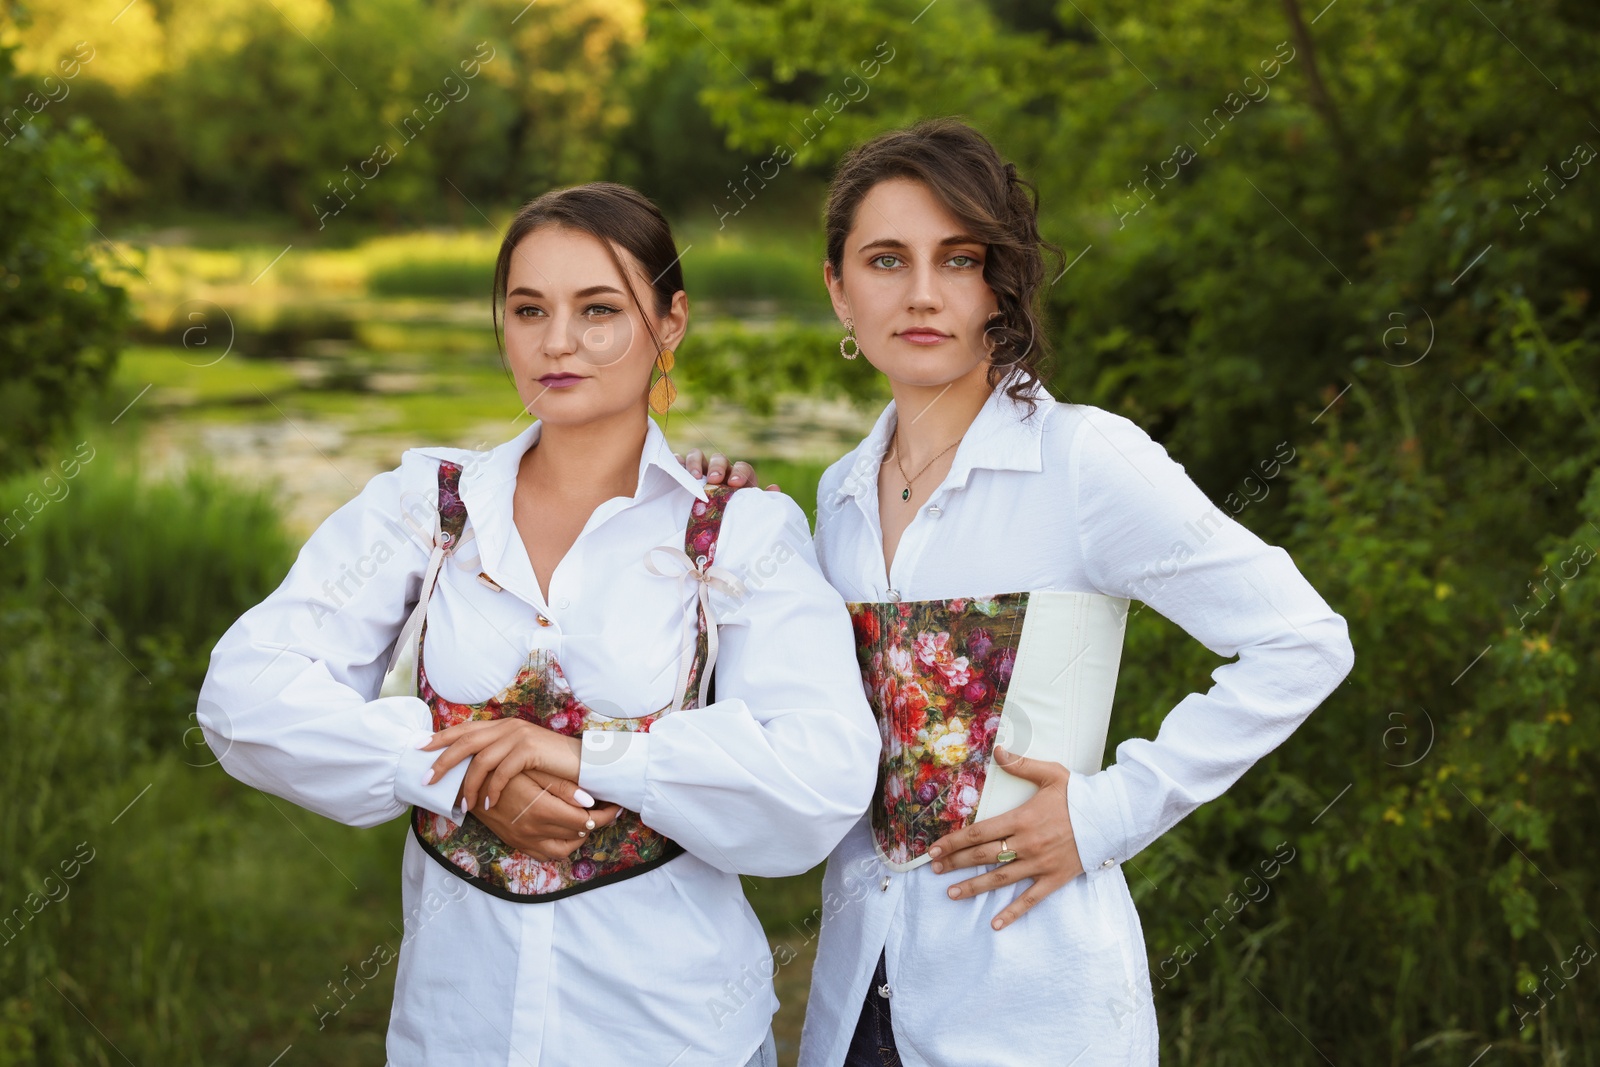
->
[0,43,128,478]
[677,318,891,416]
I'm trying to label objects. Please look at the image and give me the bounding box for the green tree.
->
[0,40,126,476]
[6,0,645,223]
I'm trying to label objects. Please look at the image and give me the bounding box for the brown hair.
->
[492,181,683,384]
[823,117,1062,414]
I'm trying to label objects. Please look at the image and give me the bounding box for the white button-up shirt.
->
[196,416,879,1067]
[798,377,1355,1066]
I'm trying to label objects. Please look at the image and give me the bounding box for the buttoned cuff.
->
[395,732,471,821]
[578,730,652,813]
[1067,767,1130,874]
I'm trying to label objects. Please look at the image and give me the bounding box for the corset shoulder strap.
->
[379,458,469,697]
[673,483,748,709]
[436,459,468,549]
[683,482,740,563]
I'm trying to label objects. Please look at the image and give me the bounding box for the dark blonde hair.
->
[823,117,1062,413]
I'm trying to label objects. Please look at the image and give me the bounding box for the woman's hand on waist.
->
[926,746,1085,931]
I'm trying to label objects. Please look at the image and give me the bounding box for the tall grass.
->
[680,245,828,309]
[363,232,498,299]
[0,448,296,652]
[0,440,405,1065]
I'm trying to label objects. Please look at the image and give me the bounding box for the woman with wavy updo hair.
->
[687,117,1353,1066]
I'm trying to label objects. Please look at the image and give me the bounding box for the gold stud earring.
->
[839,319,860,360]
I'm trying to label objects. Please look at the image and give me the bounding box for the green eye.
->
[872,255,900,269]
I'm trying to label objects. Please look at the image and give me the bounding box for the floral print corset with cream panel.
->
[401,460,742,903]
[846,590,1131,871]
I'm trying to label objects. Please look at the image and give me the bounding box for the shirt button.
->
[880,876,891,892]
[1101,858,1115,868]
[886,588,900,602]
[878,983,892,999]
[536,614,552,627]
[925,504,942,518]
[558,597,570,609]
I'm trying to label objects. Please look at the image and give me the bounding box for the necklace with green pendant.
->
[888,428,961,503]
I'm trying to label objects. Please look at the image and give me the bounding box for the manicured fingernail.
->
[484,795,493,810]
[929,845,942,858]
[574,789,595,808]
[931,862,943,873]
[423,771,435,784]
[993,919,1004,930]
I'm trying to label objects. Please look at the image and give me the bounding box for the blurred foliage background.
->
[1,0,1597,1063]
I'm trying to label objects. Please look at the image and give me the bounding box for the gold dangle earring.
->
[839,318,861,360]
[649,347,678,414]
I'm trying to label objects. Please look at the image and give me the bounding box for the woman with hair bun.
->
[687,118,1354,1065]
[198,181,878,1067]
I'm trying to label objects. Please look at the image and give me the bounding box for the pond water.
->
[116,289,877,538]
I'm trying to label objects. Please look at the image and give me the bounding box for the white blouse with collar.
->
[196,416,878,1067]
[798,377,1355,1067]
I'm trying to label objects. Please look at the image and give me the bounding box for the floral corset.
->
[847,594,1031,869]
[409,460,740,903]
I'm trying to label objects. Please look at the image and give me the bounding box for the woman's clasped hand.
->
[420,719,621,860]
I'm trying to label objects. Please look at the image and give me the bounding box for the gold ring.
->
[996,837,1018,864]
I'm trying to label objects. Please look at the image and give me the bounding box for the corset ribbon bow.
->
[643,544,747,709]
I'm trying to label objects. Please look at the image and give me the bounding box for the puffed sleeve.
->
[196,451,473,829]
[1064,409,1355,871]
[577,488,880,877]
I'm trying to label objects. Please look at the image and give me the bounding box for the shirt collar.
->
[831,371,1055,506]
[642,417,713,502]
[407,415,707,604]
[452,415,708,504]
